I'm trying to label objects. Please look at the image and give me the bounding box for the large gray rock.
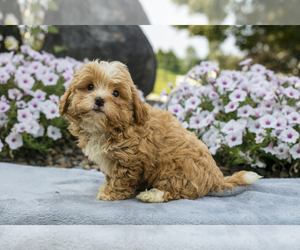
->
[43,0,149,25]
[42,25,156,96]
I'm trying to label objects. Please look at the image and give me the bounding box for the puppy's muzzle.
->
[95,97,105,107]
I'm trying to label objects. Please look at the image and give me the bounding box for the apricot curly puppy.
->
[59,60,262,203]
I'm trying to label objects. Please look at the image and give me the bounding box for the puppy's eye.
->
[112,90,119,97]
[87,84,94,91]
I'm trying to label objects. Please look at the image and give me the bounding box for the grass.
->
[152,68,180,95]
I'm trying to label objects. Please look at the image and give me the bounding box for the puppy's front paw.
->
[136,188,165,203]
[97,191,113,201]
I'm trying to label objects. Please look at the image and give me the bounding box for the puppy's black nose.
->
[95,97,105,107]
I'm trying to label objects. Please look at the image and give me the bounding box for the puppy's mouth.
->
[93,108,104,113]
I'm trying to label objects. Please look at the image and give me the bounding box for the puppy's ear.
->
[59,88,72,116]
[131,86,149,125]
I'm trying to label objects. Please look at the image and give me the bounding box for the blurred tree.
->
[174,25,300,75]
[172,0,300,25]
[156,49,182,73]
[183,46,200,71]
[0,0,22,24]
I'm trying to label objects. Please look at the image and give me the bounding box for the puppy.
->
[59,60,262,203]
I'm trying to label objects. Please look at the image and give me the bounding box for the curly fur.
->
[59,60,262,203]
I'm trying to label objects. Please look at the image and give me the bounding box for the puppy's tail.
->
[211,171,262,192]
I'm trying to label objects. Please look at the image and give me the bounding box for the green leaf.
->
[47,26,59,34]
[48,1,59,11]
[30,27,42,36]
[31,3,42,13]
[53,45,69,53]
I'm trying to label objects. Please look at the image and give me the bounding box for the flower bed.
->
[0,45,85,158]
[162,59,300,177]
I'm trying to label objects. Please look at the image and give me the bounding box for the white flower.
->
[237,105,254,117]
[15,101,27,109]
[221,119,245,134]
[41,73,59,86]
[215,76,236,93]
[283,86,300,99]
[49,94,59,103]
[0,139,3,152]
[239,58,253,66]
[274,143,290,160]
[185,96,201,110]
[224,101,239,113]
[17,108,33,123]
[239,151,253,163]
[261,140,276,155]
[280,128,299,144]
[208,91,219,100]
[271,130,282,138]
[42,102,60,119]
[0,101,10,113]
[16,73,35,90]
[225,131,243,147]
[259,114,277,129]
[212,100,223,111]
[189,115,201,129]
[255,128,266,144]
[32,89,47,101]
[290,144,300,159]
[287,112,300,125]
[26,120,40,136]
[0,113,8,126]
[14,122,29,133]
[8,88,23,100]
[250,64,266,74]
[274,117,287,130]
[47,125,62,140]
[168,104,185,117]
[33,125,45,138]
[0,70,10,84]
[199,114,214,128]
[251,157,266,168]
[229,89,247,102]
[5,132,23,150]
[27,98,42,111]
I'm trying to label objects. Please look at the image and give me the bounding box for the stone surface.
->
[42,25,157,96]
[44,0,150,25]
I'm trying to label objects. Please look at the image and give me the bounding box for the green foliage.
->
[173,25,300,76]
[171,0,300,25]
[153,68,178,95]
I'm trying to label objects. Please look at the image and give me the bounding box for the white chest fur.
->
[83,137,114,176]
